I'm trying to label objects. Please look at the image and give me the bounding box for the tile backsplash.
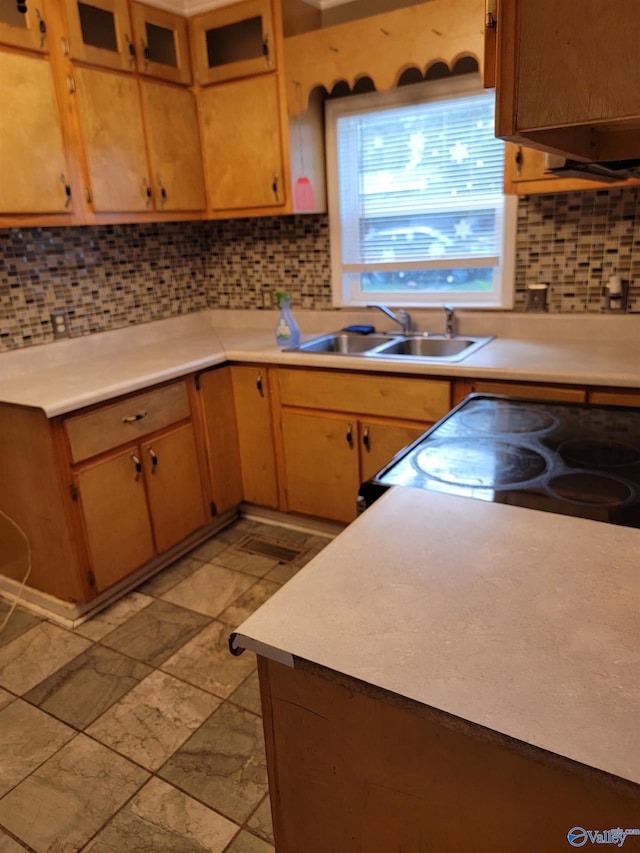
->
[1,187,639,352]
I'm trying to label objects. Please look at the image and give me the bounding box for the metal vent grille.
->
[236,535,304,563]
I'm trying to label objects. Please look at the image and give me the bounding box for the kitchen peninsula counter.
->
[231,487,640,851]
[0,310,638,415]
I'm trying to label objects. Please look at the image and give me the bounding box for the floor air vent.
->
[236,535,304,563]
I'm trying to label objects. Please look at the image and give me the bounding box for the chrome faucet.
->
[443,305,455,338]
[367,303,412,334]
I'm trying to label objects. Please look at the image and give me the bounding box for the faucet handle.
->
[398,309,411,334]
[443,304,455,337]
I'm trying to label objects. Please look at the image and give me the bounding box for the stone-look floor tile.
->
[0,622,91,695]
[247,794,274,844]
[229,671,262,717]
[218,580,281,628]
[224,830,274,853]
[160,702,268,824]
[0,604,42,648]
[211,548,280,579]
[0,830,29,851]
[207,519,260,547]
[0,700,75,796]
[161,563,256,619]
[74,592,153,641]
[263,561,303,585]
[0,688,14,712]
[84,777,238,853]
[161,621,256,699]
[87,669,220,771]
[0,734,149,853]
[25,645,151,729]
[100,598,211,667]
[137,556,205,597]
[189,535,234,563]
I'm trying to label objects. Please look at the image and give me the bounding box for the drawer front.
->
[65,381,190,462]
[277,369,451,423]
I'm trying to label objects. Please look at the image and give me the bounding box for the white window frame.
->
[325,75,516,309]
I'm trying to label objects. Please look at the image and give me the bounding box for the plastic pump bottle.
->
[275,291,301,348]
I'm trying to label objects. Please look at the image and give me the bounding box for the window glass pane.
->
[206,17,263,68]
[78,3,117,52]
[327,78,514,308]
[146,23,177,68]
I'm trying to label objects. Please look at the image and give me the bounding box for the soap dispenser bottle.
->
[275,291,300,348]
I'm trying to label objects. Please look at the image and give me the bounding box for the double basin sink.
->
[286,331,493,363]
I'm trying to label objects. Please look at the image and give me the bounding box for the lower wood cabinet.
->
[275,368,452,524]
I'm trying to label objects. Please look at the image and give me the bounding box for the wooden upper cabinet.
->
[140,80,206,212]
[64,0,136,72]
[130,2,191,84]
[199,73,286,212]
[0,0,47,51]
[190,0,275,86]
[503,143,640,196]
[74,66,151,212]
[495,0,640,161]
[0,49,72,213]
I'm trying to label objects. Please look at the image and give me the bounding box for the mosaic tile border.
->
[0,188,638,353]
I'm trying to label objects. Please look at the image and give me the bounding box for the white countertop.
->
[0,310,638,416]
[232,486,640,785]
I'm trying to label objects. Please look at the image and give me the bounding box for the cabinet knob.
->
[346,423,353,447]
[157,181,167,208]
[142,178,152,207]
[362,425,370,450]
[141,39,150,70]
[271,173,279,201]
[256,371,264,396]
[60,174,72,208]
[262,34,272,68]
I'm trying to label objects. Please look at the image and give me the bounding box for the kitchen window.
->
[325,75,516,309]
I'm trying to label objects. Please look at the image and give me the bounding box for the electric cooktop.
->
[359,394,640,528]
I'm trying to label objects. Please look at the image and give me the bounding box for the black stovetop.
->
[360,394,640,528]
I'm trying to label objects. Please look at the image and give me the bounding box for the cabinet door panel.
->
[140,81,206,212]
[143,425,207,553]
[359,420,426,483]
[199,367,243,514]
[190,0,275,86]
[74,66,150,212]
[76,448,155,593]
[0,51,71,213]
[131,1,191,84]
[281,410,360,523]
[64,0,135,72]
[200,73,285,211]
[0,2,46,51]
[231,365,279,508]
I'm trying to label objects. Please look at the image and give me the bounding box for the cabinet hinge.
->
[210,501,217,517]
[70,484,78,501]
[87,569,96,587]
[194,374,201,391]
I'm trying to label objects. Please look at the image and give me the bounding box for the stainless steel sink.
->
[288,332,493,362]
[372,336,487,360]
[289,332,393,354]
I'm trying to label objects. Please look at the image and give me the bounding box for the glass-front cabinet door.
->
[64,0,136,71]
[190,0,275,86]
[0,0,47,51]
[130,2,191,85]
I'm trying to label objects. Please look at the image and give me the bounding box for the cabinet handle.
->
[60,36,69,56]
[362,425,370,450]
[346,422,353,447]
[141,39,150,70]
[36,8,47,48]
[143,177,152,207]
[256,371,264,396]
[485,0,497,28]
[271,173,279,201]
[126,34,136,67]
[66,75,75,94]
[262,34,272,67]
[131,452,142,481]
[122,411,147,423]
[147,446,158,473]
[515,145,523,177]
[60,174,72,208]
[157,181,167,208]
